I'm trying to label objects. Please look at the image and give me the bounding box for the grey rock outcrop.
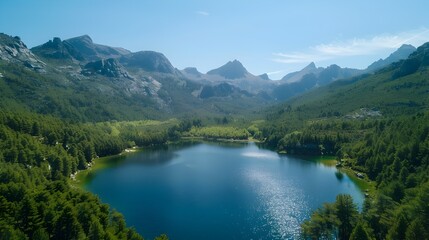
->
[0,33,45,72]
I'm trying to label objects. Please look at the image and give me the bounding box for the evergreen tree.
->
[19,196,42,236]
[88,217,105,240]
[32,228,49,240]
[53,205,84,240]
[405,219,426,240]
[335,194,358,240]
[349,222,372,240]
[386,213,407,240]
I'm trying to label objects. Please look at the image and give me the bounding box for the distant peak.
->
[259,73,270,80]
[66,35,93,44]
[399,44,415,50]
[207,59,250,79]
[52,37,62,44]
[228,59,244,66]
[328,64,340,69]
[304,62,316,70]
[183,67,202,76]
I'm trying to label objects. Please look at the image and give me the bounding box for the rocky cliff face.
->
[31,37,84,61]
[82,58,133,79]
[0,33,45,72]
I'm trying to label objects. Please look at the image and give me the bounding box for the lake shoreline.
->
[72,146,145,188]
[78,141,366,239]
[73,139,374,197]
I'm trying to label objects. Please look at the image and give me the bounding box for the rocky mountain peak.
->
[0,33,45,72]
[183,67,202,76]
[31,37,84,61]
[258,73,270,80]
[207,59,250,79]
[304,62,317,70]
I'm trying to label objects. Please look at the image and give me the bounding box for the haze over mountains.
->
[0,32,420,122]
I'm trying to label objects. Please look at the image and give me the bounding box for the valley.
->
[0,20,429,240]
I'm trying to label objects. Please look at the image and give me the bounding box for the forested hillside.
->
[0,111,169,239]
[258,42,429,239]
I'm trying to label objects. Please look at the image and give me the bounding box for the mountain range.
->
[0,32,420,122]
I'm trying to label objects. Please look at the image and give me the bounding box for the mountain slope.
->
[269,41,429,123]
[366,44,416,72]
[119,51,176,74]
[81,58,133,79]
[273,64,362,101]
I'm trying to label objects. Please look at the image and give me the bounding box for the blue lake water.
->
[84,141,363,239]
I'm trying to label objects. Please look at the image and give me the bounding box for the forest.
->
[0,110,169,239]
[260,113,429,239]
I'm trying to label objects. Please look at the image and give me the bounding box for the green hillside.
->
[259,42,429,240]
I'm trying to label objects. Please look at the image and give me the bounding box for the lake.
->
[84,141,364,239]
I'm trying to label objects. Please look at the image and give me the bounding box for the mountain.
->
[63,35,130,62]
[258,73,270,80]
[273,45,416,101]
[207,60,250,79]
[31,37,84,61]
[32,35,130,63]
[182,67,203,77]
[0,33,45,72]
[0,34,271,121]
[271,41,429,120]
[273,64,362,101]
[120,51,176,74]
[188,60,276,94]
[366,44,416,72]
[391,42,429,79]
[280,62,322,83]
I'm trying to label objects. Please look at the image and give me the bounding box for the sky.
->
[1,0,429,80]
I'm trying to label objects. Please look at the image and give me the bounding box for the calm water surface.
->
[84,142,363,239]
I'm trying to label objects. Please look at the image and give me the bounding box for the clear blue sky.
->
[1,0,429,79]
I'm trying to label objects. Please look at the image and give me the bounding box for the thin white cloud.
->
[266,70,286,76]
[196,11,209,16]
[273,28,429,64]
[273,53,329,63]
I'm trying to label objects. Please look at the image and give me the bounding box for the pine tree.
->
[349,222,372,240]
[53,205,84,240]
[387,213,407,240]
[335,194,358,240]
[19,196,42,236]
[405,219,426,240]
[88,217,105,240]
